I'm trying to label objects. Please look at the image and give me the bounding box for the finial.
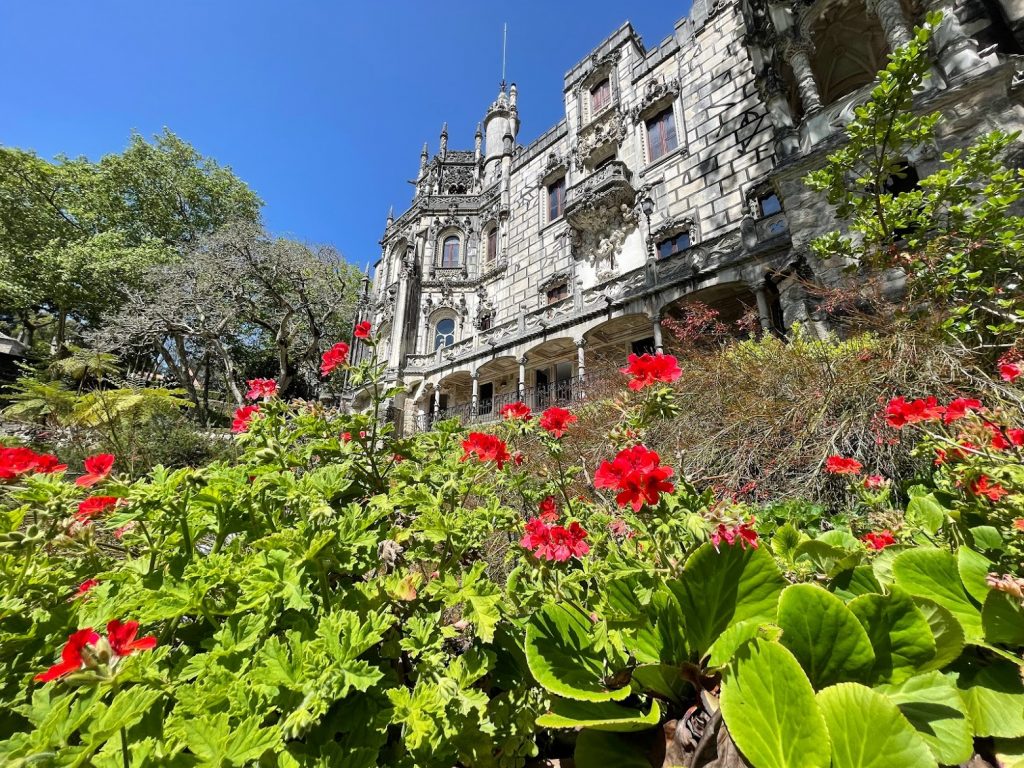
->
[475,122,483,138]
[440,122,448,139]
[386,205,394,227]
[420,142,429,158]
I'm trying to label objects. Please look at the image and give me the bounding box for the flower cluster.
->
[861,530,897,550]
[710,520,759,552]
[320,341,350,377]
[461,432,511,469]
[884,396,947,428]
[620,352,682,391]
[76,453,114,487]
[232,405,260,433]
[500,402,532,421]
[520,507,589,562]
[245,378,278,401]
[825,455,862,475]
[76,495,120,523]
[35,620,157,683]
[594,445,675,511]
[1000,360,1022,383]
[354,321,372,340]
[538,406,577,438]
[0,447,67,481]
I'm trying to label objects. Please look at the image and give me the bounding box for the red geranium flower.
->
[985,421,1012,451]
[944,397,983,424]
[0,447,68,481]
[539,407,577,438]
[513,451,525,466]
[862,530,897,550]
[74,579,99,599]
[538,496,558,523]
[542,522,590,562]
[33,453,68,474]
[863,474,887,489]
[884,396,945,428]
[353,321,372,340]
[75,454,114,488]
[520,518,550,551]
[825,455,862,475]
[461,432,511,469]
[34,628,100,683]
[710,521,759,552]
[232,405,260,433]
[106,619,157,657]
[594,445,675,511]
[1009,428,1024,447]
[320,342,350,377]
[1000,362,1022,383]
[620,353,682,391]
[500,401,532,421]
[76,496,120,523]
[1014,519,1024,531]
[245,378,278,401]
[970,475,1009,502]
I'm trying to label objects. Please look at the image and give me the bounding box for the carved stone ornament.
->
[650,215,699,248]
[575,48,622,94]
[421,282,469,319]
[537,271,572,295]
[571,109,627,170]
[629,78,681,124]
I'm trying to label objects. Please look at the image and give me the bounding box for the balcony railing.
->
[425,378,588,429]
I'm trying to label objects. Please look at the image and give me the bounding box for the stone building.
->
[357,0,1023,432]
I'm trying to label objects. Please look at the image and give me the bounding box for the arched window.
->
[434,318,456,350]
[486,227,498,264]
[441,236,460,268]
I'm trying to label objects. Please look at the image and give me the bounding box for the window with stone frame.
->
[441,236,461,268]
[434,317,456,350]
[757,192,782,218]
[479,313,493,331]
[657,231,691,259]
[590,79,612,114]
[546,282,569,304]
[547,177,566,222]
[645,106,678,162]
[486,226,498,265]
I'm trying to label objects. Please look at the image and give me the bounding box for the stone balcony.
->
[564,160,637,232]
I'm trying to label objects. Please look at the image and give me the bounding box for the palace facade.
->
[356,0,1023,432]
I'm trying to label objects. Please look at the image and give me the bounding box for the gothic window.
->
[645,107,678,162]
[757,192,782,218]
[486,227,498,264]
[546,282,569,304]
[441,236,460,268]
[657,231,691,259]
[548,177,566,222]
[590,79,612,114]
[810,0,888,104]
[434,318,456,350]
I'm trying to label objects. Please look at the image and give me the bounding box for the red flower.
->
[620,353,682,391]
[862,530,897,550]
[461,432,511,469]
[539,407,577,438]
[985,421,1012,451]
[944,397,983,424]
[970,475,1009,502]
[520,518,550,551]
[341,432,352,442]
[76,496,120,523]
[34,628,100,683]
[232,405,260,433]
[1000,362,1022,383]
[245,378,278,401]
[542,522,590,562]
[75,579,99,599]
[710,521,759,552]
[1014,519,1024,531]
[106,619,157,657]
[863,474,887,489]
[1009,428,1024,447]
[825,455,862,475]
[538,496,558,523]
[113,522,136,539]
[0,447,68,481]
[353,321,372,340]
[500,401,532,421]
[594,445,675,511]
[513,451,525,466]
[75,454,114,488]
[320,342,350,377]
[884,396,945,428]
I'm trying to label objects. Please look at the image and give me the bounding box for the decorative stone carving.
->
[778,31,823,115]
[564,160,639,277]
[570,109,627,170]
[629,78,681,124]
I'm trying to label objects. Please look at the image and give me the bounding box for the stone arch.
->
[658,281,761,346]
[583,313,656,382]
[803,0,889,104]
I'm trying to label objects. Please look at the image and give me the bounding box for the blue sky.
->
[0,1,691,270]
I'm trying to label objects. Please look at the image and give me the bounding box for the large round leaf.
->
[524,603,630,702]
[913,598,965,671]
[983,589,1024,647]
[574,730,655,768]
[669,542,786,659]
[777,583,875,689]
[817,683,937,768]
[876,671,973,765]
[720,639,831,768]
[957,660,1024,738]
[830,565,882,602]
[848,588,936,684]
[892,548,982,642]
[958,547,994,605]
[536,696,662,732]
[630,663,691,704]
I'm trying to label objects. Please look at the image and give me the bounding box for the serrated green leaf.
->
[537,697,661,732]
[983,590,1024,646]
[893,548,982,642]
[957,660,1024,738]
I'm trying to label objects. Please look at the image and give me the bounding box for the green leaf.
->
[630,664,691,704]
[830,566,882,601]
[574,730,655,768]
[631,584,688,664]
[994,737,1024,768]
[706,619,780,669]
[958,547,994,605]
[720,639,831,768]
[817,683,937,768]
[892,548,983,642]
[906,494,946,536]
[913,598,966,671]
[957,660,1024,738]
[525,602,629,702]
[669,542,786,659]
[983,590,1024,646]
[970,525,1004,553]
[537,697,662,732]
[777,583,875,689]
[876,671,973,765]
[848,588,936,683]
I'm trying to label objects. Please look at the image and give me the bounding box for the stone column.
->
[471,371,479,416]
[927,0,986,79]
[781,36,823,115]
[388,278,410,371]
[865,0,913,51]
[754,285,774,335]
[575,338,587,382]
[652,315,665,354]
[517,355,528,401]
[433,385,441,414]
[755,65,800,157]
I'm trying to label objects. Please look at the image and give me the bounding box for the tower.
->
[482,82,519,184]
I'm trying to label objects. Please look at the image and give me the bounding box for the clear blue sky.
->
[0,1,691,270]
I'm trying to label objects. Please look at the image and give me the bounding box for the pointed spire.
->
[439,123,448,157]
[386,205,394,228]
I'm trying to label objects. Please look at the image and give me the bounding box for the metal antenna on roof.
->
[501,23,508,90]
